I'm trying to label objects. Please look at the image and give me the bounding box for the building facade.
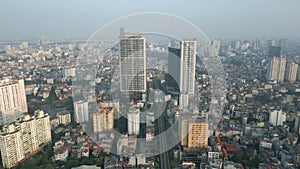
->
[286,62,298,83]
[278,56,286,82]
[269,109,286,126]
[120,34,146,92]
[128,108,140,135]
[93,107,114,133]
[74,101,89,123]
[166,40,197,109]
[57,110,71,125]
[0,79,28,125]
[0,110,51,168]
[180,118,209,148]
[187,119,209,148]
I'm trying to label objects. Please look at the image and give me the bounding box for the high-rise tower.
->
[286,62,298,83]
[120,34,146,92]
[166,40,197,109]
[0,79,28,125]
[179,40,197,109]
[278,56,286,83]
[128,108,140,135]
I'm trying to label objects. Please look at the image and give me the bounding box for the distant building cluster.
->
[267,45,300,84]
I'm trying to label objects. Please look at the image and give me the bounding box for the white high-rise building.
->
[179,40,197,109]
[128,108,140,135]
[0,124,24,169]
[0,110,51,168]
[0,79,28,125]
[19,115,38,155]
[167,40,197,109]
[286,62,298,83]
[120,34,146,92]
[74,101,89,123]
[269,109,286,126]
[267,57,280,82]
[34,110,52,145]
[278,56,286,83]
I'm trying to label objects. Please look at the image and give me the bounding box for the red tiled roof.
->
[55,146,68,155]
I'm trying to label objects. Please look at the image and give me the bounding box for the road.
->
[153,78,171,169]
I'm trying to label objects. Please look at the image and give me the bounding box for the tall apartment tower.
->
[297,66,300,82]
[74,101,89,123]
[166,40,197,109]
[180,118,209,148]
[278,56,286,83]
[267,58,280,81]
[19,115,38,156]
[180,40,197,94]
[187,119,209,148]
[120,34,146,92]
[0,79,28,125]
[34,110,52,145]
[179,40,197,109]
[286,62,298,83]
[128,108,140,135]
[0,110,51,168]
[180,119,189,146]
[93,107,114,133]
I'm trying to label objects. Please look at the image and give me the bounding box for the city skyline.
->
[1,1,300,168]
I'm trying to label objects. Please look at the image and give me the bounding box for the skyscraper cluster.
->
[0,110,51,168]
[267,46,300,84]
[267,54,286,83]
[119,32,208,151]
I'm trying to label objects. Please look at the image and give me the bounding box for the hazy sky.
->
[0,0,299,41]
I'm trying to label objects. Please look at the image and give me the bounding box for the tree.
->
[65,159,79,169]
[43,164,54,169]
[48,86,58,101]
